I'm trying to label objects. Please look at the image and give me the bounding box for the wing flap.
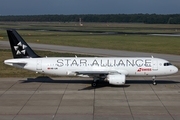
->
[75,70,119,76]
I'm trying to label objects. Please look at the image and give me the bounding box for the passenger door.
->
[152,60,158,71]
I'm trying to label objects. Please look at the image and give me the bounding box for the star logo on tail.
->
[14,42,27,55]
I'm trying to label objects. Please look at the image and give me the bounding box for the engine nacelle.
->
[107,74,126,85]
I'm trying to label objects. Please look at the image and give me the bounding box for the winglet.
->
[7,29,40,58]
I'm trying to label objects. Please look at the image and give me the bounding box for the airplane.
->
[4,29,178,87]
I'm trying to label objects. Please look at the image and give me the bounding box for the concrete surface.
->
[0,73,180,120]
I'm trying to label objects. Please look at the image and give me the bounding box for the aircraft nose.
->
[172,66,178,74]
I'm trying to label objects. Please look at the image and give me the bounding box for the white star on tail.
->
[14,42,27,55]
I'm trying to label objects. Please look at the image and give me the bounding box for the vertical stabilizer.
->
[7,29,40,58]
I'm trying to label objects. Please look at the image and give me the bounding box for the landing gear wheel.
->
[91,82,97,87]
[153,81,157,85]
[152,76,157,85]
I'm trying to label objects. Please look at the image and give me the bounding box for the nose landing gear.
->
[152,76,157,85]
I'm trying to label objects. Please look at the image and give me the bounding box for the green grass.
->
[1,22,180,55]
[5,31,180,55]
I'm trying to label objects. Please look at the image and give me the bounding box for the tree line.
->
[0,14,180,24]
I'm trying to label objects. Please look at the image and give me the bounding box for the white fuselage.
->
[4,57,178,77]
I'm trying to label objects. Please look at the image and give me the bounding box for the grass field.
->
[1,22,180,55]
[1,31,180,55]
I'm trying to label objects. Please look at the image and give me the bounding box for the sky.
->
[0,0,180,15]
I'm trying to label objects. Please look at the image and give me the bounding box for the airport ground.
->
[0,75,180,120]
[0,22,180,120]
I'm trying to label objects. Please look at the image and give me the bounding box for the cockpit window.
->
[164,63,172,66]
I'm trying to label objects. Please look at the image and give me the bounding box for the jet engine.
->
[107,74,126,85]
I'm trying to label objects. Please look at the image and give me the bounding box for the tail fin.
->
[7,29,40,58]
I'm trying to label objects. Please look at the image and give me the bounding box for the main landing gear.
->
[91,81,97,87]
[91,77,99,87]
[152,76,157,85]
[91,76,105,87]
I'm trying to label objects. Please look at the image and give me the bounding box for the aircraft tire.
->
[153,81,157,85]
[92,82,97,87]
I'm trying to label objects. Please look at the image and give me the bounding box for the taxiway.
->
[0,75,180,120]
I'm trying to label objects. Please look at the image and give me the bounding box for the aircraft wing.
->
[75,70,119,77]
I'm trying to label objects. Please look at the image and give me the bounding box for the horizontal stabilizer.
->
[4,59,27,66]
